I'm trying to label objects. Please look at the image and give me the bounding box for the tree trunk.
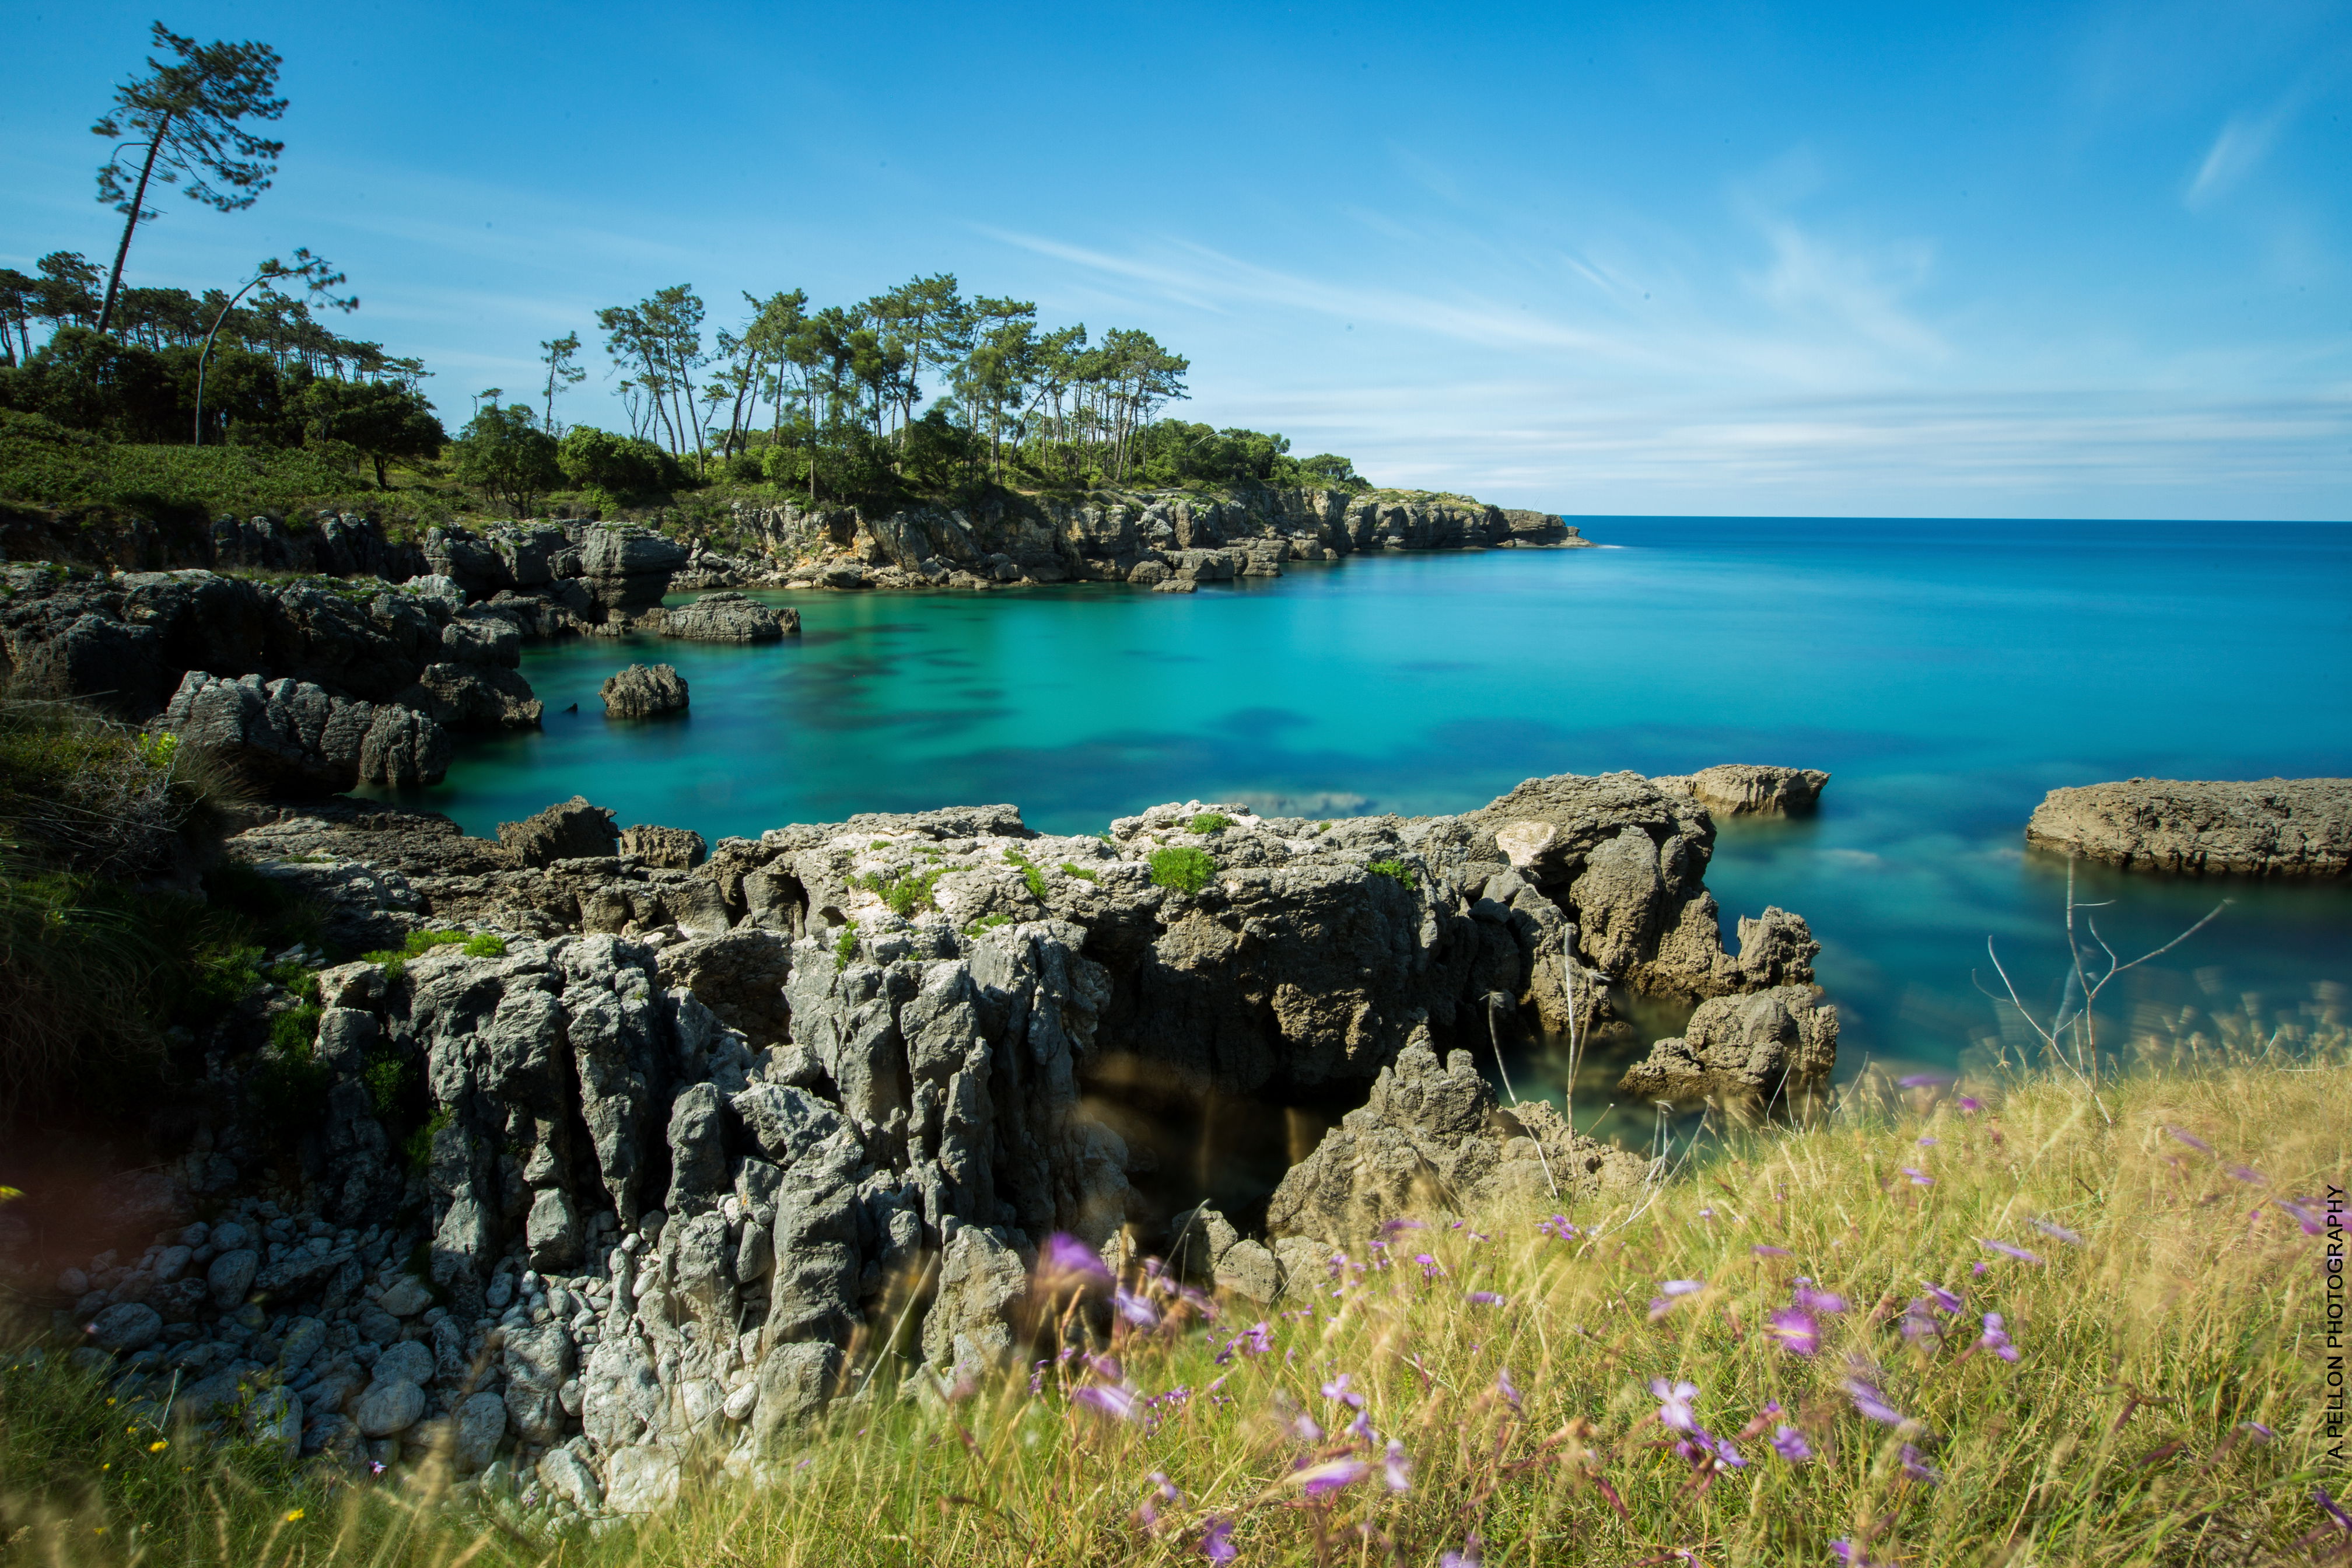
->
[96,125,170,337]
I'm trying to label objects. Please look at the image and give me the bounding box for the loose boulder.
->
[1615,985,1839,1116]
[600,663,688,719]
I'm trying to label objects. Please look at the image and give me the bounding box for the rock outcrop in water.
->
[1650,764,1829,816]
[11,773,1826,1522]
[601,664,689,719]
[1615,985,1840,1115]
[2024,778,2352,877]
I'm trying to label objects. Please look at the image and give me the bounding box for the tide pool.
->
[369,517,2352,1084]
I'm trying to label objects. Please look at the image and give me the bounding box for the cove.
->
[368,516,2352,1084]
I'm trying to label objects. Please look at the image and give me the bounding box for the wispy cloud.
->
[2185,101,2292,209]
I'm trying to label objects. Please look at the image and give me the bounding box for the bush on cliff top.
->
[1147,844,1216,894]
[4,1040,2344,1564]
[0,408,369,520]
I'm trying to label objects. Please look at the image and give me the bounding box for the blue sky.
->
[6,1,2347,518]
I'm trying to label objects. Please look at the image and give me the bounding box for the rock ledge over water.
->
[2025,777,2352,877]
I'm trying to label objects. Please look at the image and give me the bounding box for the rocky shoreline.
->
[4,769,1832,1520]
[2026,776,2351,877]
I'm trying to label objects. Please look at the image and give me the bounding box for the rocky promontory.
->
[2025,777,2352,877]
[5,771,1829,1521]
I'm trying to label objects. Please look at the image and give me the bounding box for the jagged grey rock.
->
[2025,778,2351,877]
[618,824,708,868]
[648,591,792,642]
[600,663,688,719]
[921,1226,1028,1375]
[1265,1032,1646,1244]
[498,796,621,866]
[160,671,453,791]
[1616,986,1840,1115]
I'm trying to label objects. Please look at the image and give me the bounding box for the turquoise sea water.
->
[374,518,2352,1083]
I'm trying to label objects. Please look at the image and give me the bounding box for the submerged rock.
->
[600,663,689,719]
[2025,777,2352,877]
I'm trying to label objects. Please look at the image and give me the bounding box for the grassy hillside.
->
[0,412,379,522]
[4,1033,2344,1566]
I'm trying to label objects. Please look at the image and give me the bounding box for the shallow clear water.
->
[370,517,2352,1082]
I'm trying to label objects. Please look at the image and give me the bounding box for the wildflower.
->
[1921,1282,1962,1314]
[1900,1444,1941,1484]
[284,1508,306,1522]
[1651,1378,1700,1432]
[1440,1535,1484,1568]
[2278,1199,2325,1235]
[1896,1073,1949,1088]
[1897,1166,1934,1187]
[1752,1243,1792,1258]
[1978,1312,2019,1361]
[1321,1372,1364,1409]
[1772,1424,1813,1461]
[2227,1164,2266,1185]
[1290,1411,1325,1443]
[1917,1135,1939,1147]
[1698,1206,1715,1219]
[1843,1375,1908,1427]
[1382,1437,1413,1492]
[1957,1096,1983,1112]
[1766,1306,1821,1357]
[2239,1421,2276,1441]
[1466,1290,1506,1307]
[1414,1252,1446,1279]
[1294,1457,1370,1497]
[369,1460,387,1476]
[1538,1215,1580,1240]
[1377,1216,1427,1238]
[1112,1287,1161,1329]
[1898,1301,1941,1345]
[1831,1542,1895,1567]
[1215,1321,1273,1363]
[2320,1488,2352,1535]
[1345,1406,1378,1444]
[1976,1237,2045,1266]
[1200,1515,1238,1564]
[2031,1218,2085,1245]
[1662,1278,1704,1297]
[1072,1383,1141,1421]
[1138,1471,1182,1528]
[2165,1125,2213,1154]
[148,1440,166,1452]
[1495,1366,1522,1410]
[1037,1231,1113,1291]
[1793,1279,1847,1314]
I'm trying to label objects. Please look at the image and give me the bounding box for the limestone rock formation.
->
[600,664,688,719]
[644,592,793,643]
[618,824,708,868]
[1266,1032,1646,1243]
[161,670,453,792]
[1650,764,1829,816]
[2025,778,2351,877]
[499,796,622,866]
[1615,985,1839,1115]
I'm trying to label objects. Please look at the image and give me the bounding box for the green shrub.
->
[361,1052,411,1116]
[1148,846,1217,894]
[1058,862,1098,883]
[1367,858,1418,888]
[1187,812,1233,835]
[833,921,859,971]
[962,913,1013,937]
[850,866,946,917]
[359,928,481,974]
[1000,849,1050,901]
[401,1107,450,1172]
[462,933,506,958]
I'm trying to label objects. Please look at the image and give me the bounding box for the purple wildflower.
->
[1977,1237,2046,1266]
[1752,1243,1793,1258]
[2031,1218,2085,1245]
[1072,1383,1141,1422]
[2278,1199,2325,1235]
[1294,1457,1370,1497]
[1290,1410,1325,1443]
[1793,1279,1848,1314]
[1439,1536,1484,1568]
[1710,1434,1748,1469]
[1038,1231,1113,1290]
[1538,1214,1580,1240]
[1772,1424,1814,1461]
[1662,1278,1704,1297]
[1958,1096,1983,1112]
[1901,1444,1941,1484]
[1766,1306,1822,1357]
[2165,1125,2214,1154]
[1897,1073,1950,1088]
[1921,1282,1963,1314]
[1377,1216,1427,1238]
[1496,1366,1522,1410]
[2227,1164,2266,1185]
[1843,1375,1908,1427]
[2321,1488,2352,1535]
[1345,1407,1378,1444]
[1113,1286,1161,1328]
[368,1460,387,1476]
[1414,1252,1445,1279]
[1321,1372,1364,1409]
[1898,1301,1941,1345]
[1466,1290,1506,1306]
[1898,1166,1936,1187]
[1138,1471,1182,1528]
[1651,1378,1700,1432]
[1200,1515,1238,1564]
[1918,1135,1940,1147]
[2239,1421,2276,1442]
[1215,1321,1273,1364]
[1978,1312,2018,1361]
[1382,1437,1413,1492]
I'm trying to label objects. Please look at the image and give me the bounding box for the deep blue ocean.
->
[369,517,2352,1087]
